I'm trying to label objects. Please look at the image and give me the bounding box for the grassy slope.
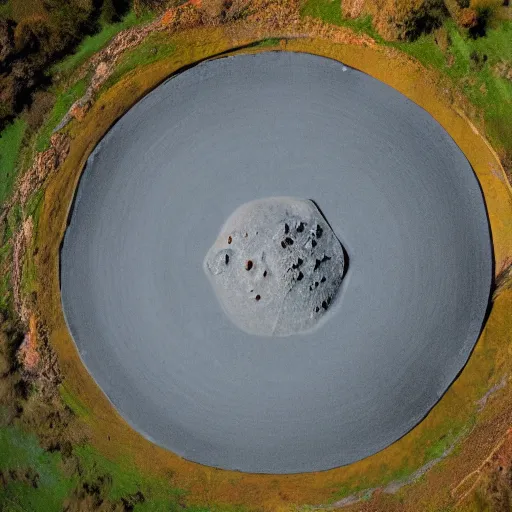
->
[51,10,156,77]
[300,0,382,40]
[0,424,76,512]
[35,78,88,153]
[0,420,243,511]
[397,18,512,153]
[301,0,512,155]
[0,8,157,311]
[0,119,27,207]
[102,32,177,91]
[0,8,155,203]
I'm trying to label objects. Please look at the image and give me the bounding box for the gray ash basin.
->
[60,51,492,474]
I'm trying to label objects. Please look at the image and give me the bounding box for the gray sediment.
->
[60,51,492,474]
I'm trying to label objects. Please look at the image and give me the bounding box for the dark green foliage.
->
[100,0,130,24]
[101,0,118,24]
[23,90,55,130]
[0,0,132,130]
[469,49,487,71]
[133,0,170,16]
[396,0,449,42]
[469,6,492,39]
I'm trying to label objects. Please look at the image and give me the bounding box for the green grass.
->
[301,0,343,25]
[25,188,44,224]
[445,19,512,151]
[74,444,248,511]
[35,78,88,152]
[254,37,281,47]
[300,1,512,153]
[59,385,91,419]
[20,190,44,297]
[101,32,177,91]
[51,10,156,77]
[0,1,12,19]
[300,0,383,40]
[6,202,21,239]
[396,18,512,152]
[0,423,249,511]
[0,425,77,512]
[0,119,28,207]
[393,34,447,70]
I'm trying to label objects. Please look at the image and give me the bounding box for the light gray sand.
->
[60,51,492,474]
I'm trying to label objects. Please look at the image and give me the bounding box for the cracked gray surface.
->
[60,51,492,474]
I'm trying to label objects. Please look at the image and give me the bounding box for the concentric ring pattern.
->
[60,52,492,474]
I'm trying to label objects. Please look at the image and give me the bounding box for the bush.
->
[23,90,55,130]
[133,0,169,16]
[200,0,250,24]
[0,18,14,64]
[13,15,51,54]
[469,6,492,38]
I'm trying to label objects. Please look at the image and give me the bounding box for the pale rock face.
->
[204,197,346,336]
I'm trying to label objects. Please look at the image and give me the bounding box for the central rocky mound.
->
[204,197,346,336]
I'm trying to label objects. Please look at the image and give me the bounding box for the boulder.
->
[204,197,346,336]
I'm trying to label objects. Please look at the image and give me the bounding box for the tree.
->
[100,0,118,24]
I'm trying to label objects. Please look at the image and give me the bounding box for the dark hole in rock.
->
[315,282,319,288]
[315,306,319,312]
[312,240,317,248]
[284,223,289,234]
[292,258,304,269]
[296,222,305,232]
[225,254,229,265]
[281,241,287,249]
[321,276,326,283]
[322,300,328,310]
[245,260,253,270]
[228,236,232,244]
[297,271,304,281]
[263,270,267,277]
[255,295,261,301]
[314,255,331,270]
[316,225,323,238]
[285,237,294,245]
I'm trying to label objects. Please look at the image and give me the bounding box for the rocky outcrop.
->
[18,133,70,206]
[204,197,346,336]
[12,216,33,322]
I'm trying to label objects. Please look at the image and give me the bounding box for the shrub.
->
[13,15,51,54]
[0,18,14,64]
[23,90,55,130]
